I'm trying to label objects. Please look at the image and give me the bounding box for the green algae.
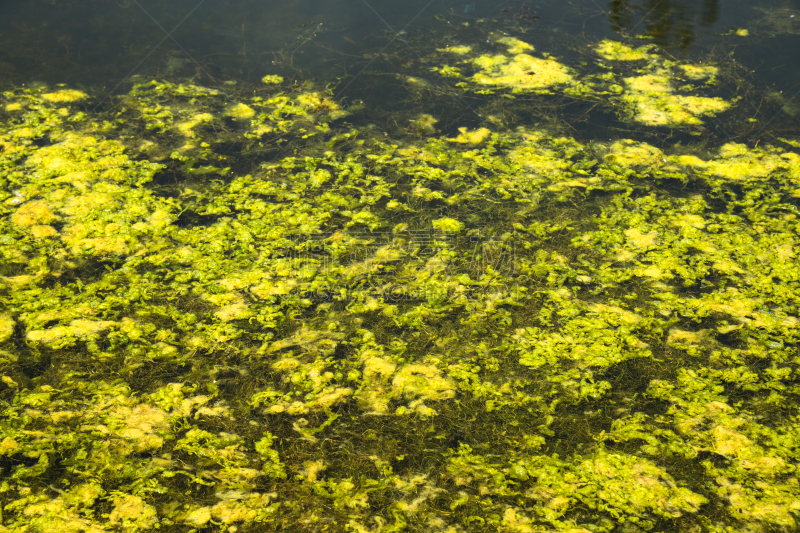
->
[620,71,731,127]
[0,53,800,533]
[594,40,657,62]
[437,35,735,128]
[439,33,581,95]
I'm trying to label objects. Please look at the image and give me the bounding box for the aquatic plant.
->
[1,37,800,532]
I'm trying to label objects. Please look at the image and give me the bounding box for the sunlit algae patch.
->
[437,37,733,127]
[0,63,799,533]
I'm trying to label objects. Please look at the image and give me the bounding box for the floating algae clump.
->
[437,35,735,127]
[496,36,535,54]
[437,44,472,55]
[590,41,731,126]
[604,139,667,171]
[40,89,88,103]
[678,63,719,80]
[446,126,491,144]
[261,74,284,84]
[438,34,580,94]
[668,141,800,189]
[595,39,657,61]
[224,102,256,119]
[472,52,577,93]
[2,67,800,532]
[622,70,731,126]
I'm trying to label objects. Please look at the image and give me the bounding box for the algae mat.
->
[1,36,800,533]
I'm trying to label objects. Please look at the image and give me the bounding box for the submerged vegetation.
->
[1,14,800,533]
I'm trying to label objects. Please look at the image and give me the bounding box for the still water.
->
[2,0,799,133]
[1,1,800,532]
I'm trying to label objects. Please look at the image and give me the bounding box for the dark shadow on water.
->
[608,0,720,50]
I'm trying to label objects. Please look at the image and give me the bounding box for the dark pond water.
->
[2,0,799,141]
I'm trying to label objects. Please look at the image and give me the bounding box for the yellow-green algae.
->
[439,36,734,127]
[594,40,657,61]
[678,64,719,81]
[471,52,576,94]
[445,127,491,145]
[261,75,285,85]
[439,33,580,94]
[1,75,800,533]
[621,71,730,127]
[437,45,472,55]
